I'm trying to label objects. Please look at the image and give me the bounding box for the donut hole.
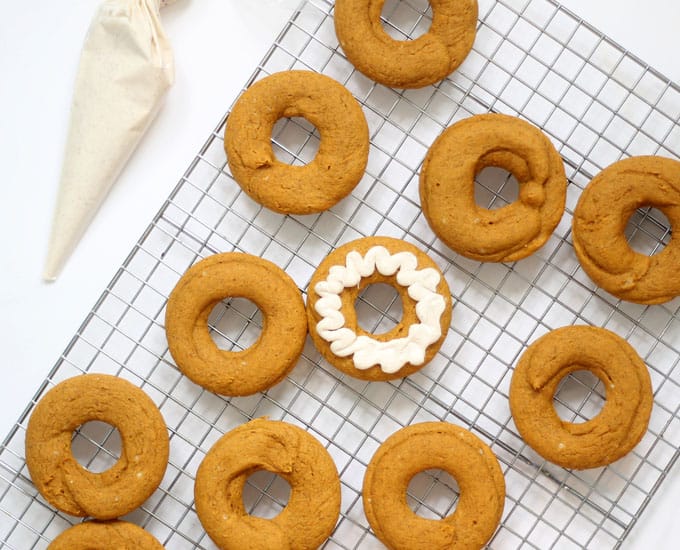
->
[407,468,459,519]
[475,166,520,210]
[553,370,606,423]
[71,421,122,473]
[208,298,262,352]
[354,283,403,334]
[242,470,292,519]
[271,117,320,166]
[625,206,671,256]
[381,0,431,40]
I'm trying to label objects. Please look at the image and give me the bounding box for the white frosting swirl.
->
[313,246,447,373]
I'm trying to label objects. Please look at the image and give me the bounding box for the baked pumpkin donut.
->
[572,156,680,304]
[306,236,452,381]
[363,422,505,550]
[509,326,653,469]
[165,253,307,396]
[419,113,567,262]
[194,418,341,550]
[334,0,478,88]
[49,521,164,549]
[225,70,369,214]
[25,374,169,519]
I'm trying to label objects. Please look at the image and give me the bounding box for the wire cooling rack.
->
[2,0,680,548]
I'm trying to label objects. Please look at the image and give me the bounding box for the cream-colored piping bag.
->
[43,0,175,281]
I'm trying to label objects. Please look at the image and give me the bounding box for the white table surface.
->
[1,0,679,547]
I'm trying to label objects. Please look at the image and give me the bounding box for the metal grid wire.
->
[2,0,680,547]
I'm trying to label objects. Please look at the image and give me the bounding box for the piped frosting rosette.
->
[306,236,452,381]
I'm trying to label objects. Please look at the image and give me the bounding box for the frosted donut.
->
[25,374,169,519]
[509,326,653,469]
[572,156,680,304]
[334,0,478,88]
[165,253,308,396]
[306,236,452,381]
[419,113,567,262]
[225,70,369,214]
[194,418,341,550]
[49,521,164,549]
[363,422,505,550]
